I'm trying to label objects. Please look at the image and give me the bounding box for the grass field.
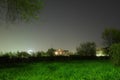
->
[0,60,120,80]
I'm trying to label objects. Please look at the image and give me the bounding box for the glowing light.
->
[96,50,106,57]
[55,51,58,55]
[27,49,33,54]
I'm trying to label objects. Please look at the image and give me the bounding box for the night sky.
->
[0,0,120,52]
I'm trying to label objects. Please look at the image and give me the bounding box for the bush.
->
[109,43,120,66]
[76,42,96,56]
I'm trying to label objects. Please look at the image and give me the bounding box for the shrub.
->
[76,42,96,56]
[109,43,120,66]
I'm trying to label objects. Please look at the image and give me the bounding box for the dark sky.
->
[0,0,120,52]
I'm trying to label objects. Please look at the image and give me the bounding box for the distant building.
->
[54,49,69,56]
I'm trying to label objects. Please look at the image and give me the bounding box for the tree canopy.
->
[76,42,96,56]
[102,28,120,47]
[47,48,56,56]
[0,0,44,22]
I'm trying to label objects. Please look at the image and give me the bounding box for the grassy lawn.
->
[0,60,120,80]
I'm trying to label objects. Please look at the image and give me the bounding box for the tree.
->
[16,51,30,58]
[76,42,96,56]
[0,0,44,22]
[47,48,55,56]
[102,28,120,47]
[109,43,120,66]
[36,51,42,57]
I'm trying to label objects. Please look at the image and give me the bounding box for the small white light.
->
[27,50,33,54]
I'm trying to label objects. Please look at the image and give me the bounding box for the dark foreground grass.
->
[0,60,120,80]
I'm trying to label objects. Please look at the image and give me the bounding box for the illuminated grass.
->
[0,60,120,80]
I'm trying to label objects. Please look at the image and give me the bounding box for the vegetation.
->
[76,42,96,56]
[102,28,120,47]
[47,48,56,56]
[0,60,120,80]
[0,0,44,22]
[109,43,120,66]
[102,28,120,66]
[16,51,30,58]
[36,51,42,57]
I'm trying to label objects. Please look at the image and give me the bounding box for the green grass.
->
[0,60,120,80]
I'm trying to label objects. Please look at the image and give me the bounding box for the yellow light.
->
[55,51,58,55]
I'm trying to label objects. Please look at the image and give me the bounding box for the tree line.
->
[0,28,120,65]
[0,1,120,66]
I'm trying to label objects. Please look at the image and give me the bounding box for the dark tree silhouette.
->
[102,28,120,47]
[76,42,96,56]
[47,48,55,56]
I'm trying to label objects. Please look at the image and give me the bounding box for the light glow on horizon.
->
[27,49,34,54]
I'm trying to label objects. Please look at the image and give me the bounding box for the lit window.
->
[55,52,58,55]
